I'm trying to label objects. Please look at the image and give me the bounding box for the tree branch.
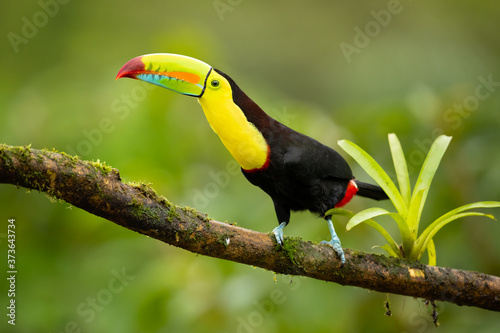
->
[1,144,499,312]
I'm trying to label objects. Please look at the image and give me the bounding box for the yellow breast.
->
[197,71,269,171]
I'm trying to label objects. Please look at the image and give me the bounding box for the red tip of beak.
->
[116,56,145,80]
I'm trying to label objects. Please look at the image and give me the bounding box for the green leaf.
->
[407,135,452,233]
[338,139,407,217]
[326,208,400,257]
[361,219,401,256]
[388,133,411,207]
[426,238,436,266]
[346,207,392,230]
[337,136,500,264]
[347,207,413,254]
[324,207,355,219]
[375,244,400,257]
[411,202,500,260]
[406,188,426,237]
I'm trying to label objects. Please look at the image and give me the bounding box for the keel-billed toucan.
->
[116,53,387,263]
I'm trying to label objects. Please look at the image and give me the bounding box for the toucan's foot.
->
[322,217,346,264]
[273,222,287,246]
[320,238,345,264]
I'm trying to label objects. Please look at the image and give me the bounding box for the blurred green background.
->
[1,1,500,332]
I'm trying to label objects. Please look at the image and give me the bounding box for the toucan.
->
[116,53,388,263]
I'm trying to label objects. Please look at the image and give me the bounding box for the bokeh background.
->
[1,1,500,332]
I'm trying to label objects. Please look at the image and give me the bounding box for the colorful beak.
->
[116,53,212,97]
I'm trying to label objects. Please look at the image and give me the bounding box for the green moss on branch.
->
[1,144,499,312]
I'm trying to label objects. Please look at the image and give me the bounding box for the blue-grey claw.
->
[320,239,345,264]
[322,217,346,264]
[272,222,287,246]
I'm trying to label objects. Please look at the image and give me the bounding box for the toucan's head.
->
[117,53,270,171]
[116,53,233,101]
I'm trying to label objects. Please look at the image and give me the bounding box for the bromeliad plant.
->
[326,134,500,265]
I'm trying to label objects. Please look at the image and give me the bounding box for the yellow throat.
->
[198,70,269,171]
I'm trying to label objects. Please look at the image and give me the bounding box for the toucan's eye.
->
[210,79,220,88]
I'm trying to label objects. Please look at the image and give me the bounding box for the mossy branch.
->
[1,144,499,312]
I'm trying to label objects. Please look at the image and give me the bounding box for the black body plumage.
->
[215,69,387,227]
